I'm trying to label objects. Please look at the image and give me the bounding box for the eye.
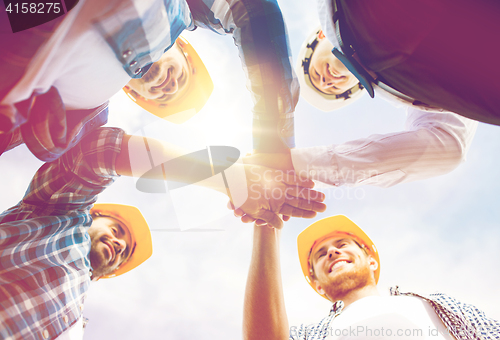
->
[112,227,118,235]
[339,243,347,248]
[317,252,326,259]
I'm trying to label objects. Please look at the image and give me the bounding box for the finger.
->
[282,187,326,202]
[241,215,257,223]
[254,210,283,229]
[254,219,268,226]
[280,171,315,188]
[283,197,327,212]
[234,208,245,217]
[227,201,235,210]
[282,215,290,222]
[278,204,318,218]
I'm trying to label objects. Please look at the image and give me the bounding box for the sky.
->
[1,0,500,339]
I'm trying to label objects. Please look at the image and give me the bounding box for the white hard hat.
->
[296,26,365,112]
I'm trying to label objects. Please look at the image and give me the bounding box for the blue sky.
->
[1,0,499,338]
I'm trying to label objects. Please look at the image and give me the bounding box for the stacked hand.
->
[229,152,326,228]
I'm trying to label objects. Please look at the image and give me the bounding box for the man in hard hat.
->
[311,0,500,126]
[0,0,297,161]
[0,117,325,338]
[242,216,500,339]
[241,27,478,190]
[0,128,154,339]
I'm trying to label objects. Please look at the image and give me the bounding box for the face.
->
[308,37,359,95]
[88,216,134,280]
[126,42,191,103]
[310,236,377,301]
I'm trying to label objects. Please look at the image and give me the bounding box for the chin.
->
[323,267,372,301]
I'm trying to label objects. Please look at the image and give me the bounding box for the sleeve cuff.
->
[291,145,342,185]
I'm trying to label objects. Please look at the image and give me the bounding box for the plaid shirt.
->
[291,289,500,340]
[0,128,124,340]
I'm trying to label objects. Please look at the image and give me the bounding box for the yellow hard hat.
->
[90,203,153,279]
[123,36,214,124]
[297,215,380,300]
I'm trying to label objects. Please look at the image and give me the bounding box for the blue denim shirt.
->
[97,0,298,151]
[0,0,297,160]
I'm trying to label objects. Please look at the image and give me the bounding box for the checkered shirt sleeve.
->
[186,0,299,151]
[291,301,344,340]
[0,127,124,340]
[430,293,500,340]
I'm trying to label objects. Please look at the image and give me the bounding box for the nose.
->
[327,246,341,259]
[320,75,333,89]
[113,238,127,256]
[162,78,179,94]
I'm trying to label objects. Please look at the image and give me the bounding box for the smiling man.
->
[305,29,359,97]
[0,126,154,340]
[309,0,500,126]
[122,36,213,124]
[126,42,191,102]
[243,216,500,340]
[242,26,477,190]
[1,0,297,162]
[0,118,324,339]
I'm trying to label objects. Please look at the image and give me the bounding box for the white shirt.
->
[295,0,478,188]
[291,108,477,187]
[55,317,85,340]
[324,295,455,339]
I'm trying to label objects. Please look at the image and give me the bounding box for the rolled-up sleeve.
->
[21,128,125,211]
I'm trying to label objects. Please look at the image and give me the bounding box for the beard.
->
[88,239,115,279]
[321,261,373,302]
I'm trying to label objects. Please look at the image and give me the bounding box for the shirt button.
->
[129,60,138,67]
[63,315,69,324]
[122,49,132,58]
[42,329,49,339]
[134,68,142,75]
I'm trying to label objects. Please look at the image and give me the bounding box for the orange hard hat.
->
[123,36,214,124]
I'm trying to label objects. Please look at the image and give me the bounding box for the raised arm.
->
[244,225,289,340]
[186,0,299,152]
[115,134,326,228]
[245,109,478,187]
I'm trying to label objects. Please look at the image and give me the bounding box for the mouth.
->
[329,259,350,273]
[151,68,172,92]
[103,241,116,264]
[326,63,344,79]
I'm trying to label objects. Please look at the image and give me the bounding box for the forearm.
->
[116,134,235,195]
[188,0,298,152]
[236,0,298,152]
[291,110,478,187]
[243,225,289,340]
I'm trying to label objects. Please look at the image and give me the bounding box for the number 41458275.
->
[5,2,61,14]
